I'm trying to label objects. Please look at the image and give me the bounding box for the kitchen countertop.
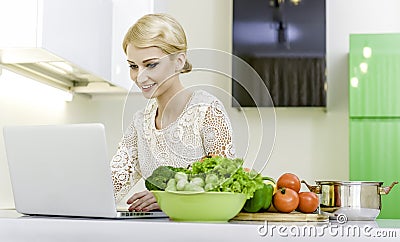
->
[1,209,400,242]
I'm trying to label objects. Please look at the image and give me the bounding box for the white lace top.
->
[110,90,235,201]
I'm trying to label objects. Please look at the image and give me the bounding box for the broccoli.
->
[144,166,177,191]
[144,165,190,191]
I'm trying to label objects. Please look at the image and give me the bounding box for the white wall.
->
[2,0,400,209]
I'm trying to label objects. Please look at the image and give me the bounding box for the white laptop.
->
[3,123,167,219]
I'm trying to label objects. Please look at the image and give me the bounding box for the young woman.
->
[110,13,235,212]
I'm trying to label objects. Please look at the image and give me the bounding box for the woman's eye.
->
[146,62,159,68]
[129,64,138,70]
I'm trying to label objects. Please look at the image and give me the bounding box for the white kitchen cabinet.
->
[0,0,121,93]
[0,0,38,48]
[111,0,153,91]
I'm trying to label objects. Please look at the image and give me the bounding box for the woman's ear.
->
[175,52,186,72]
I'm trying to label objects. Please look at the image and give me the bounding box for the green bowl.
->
[151,191,246,222]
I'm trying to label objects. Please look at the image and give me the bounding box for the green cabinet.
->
[349,34,400,219]
[349,34,400,117]
[350,119,400,219]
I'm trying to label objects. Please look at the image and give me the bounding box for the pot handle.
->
[379,181,399,195]
[301,180,321,194]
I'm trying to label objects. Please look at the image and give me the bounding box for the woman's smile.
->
[140,83,157,92]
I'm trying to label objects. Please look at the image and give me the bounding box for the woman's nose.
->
[135,67,148,84]
[131,67,148,83]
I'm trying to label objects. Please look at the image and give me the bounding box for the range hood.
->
[0,48,116,94]
[0,0,127,95]
[0,48,125,94]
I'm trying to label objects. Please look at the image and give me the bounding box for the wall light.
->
[50,61,74,73]
[350,77,359,88]
[37,62,68,75]
[363,47,372,59]
[359,62,368,73]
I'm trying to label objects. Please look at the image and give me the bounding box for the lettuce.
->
[190,156,264,199]
[212,167,264,199]
[146,156,264,199]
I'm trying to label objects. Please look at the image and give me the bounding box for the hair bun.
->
[181,60,192,74]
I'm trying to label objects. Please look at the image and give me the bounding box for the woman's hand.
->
[127,190,160,212]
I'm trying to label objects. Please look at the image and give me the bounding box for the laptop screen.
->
[3,123,121,218]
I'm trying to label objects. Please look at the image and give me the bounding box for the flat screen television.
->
[232,0,326,107]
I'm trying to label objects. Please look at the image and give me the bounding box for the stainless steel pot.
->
[302,180,398,221]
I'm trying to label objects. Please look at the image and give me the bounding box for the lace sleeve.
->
[201,100,236,158]
[110,123,141,202]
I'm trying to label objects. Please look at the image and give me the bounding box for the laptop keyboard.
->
[118,211,154,217]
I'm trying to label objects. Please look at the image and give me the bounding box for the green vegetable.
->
[191,156,242,177]
[184,182,205,192]
[165,185,177,191]
[167,179,176,187]
[204,183,214,191]
[211,167,264,199]
[205,173,219,185]
[191,177,205,187]
[262,184,274,210]
[144,166,177,191]
[243,178,275,213]
[175,172,188,181]
[176,179,189,191]
[144,156,270,201]
[169,166,191,174]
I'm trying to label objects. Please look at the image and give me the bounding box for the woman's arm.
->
[201,100,236,158]
[110,123,141,202]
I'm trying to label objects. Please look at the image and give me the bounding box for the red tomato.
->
[273,188,299,213]
[276,173,301,193]
[297,192,319,213]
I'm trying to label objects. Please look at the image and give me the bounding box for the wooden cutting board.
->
[231,211,329,222]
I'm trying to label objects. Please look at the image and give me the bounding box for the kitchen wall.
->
[1,0,400,209]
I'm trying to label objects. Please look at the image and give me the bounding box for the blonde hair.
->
[123,13,192,74]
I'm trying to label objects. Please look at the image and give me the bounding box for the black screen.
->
[232,0,326,107]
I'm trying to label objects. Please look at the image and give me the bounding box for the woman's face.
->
[126,44,183,99]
